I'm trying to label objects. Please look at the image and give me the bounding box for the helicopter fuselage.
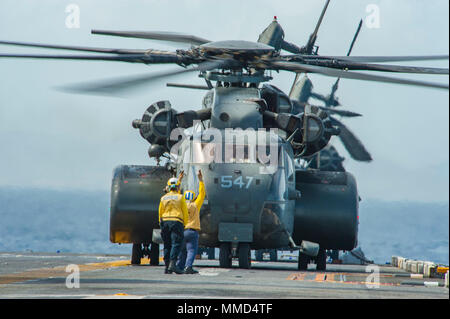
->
[110,85,359,261]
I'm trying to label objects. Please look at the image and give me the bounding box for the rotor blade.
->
[330,116,372,162]
[91,30,211,46]
[298,54,449,63]
[271,61,449,90]
[331,19,363,98]
[346,19,363,57]
[329,61,449,74]
[318,106,361,117]
[311,90,340,107]
[304,0,331,54]
[287,56,449,74]
[0,40,147,54]
[58,59,228,95]
[293,101,361,117]
[309,92,328,103]
[166,83,210,90]
[329,78,340,101]
[0,52,182,64]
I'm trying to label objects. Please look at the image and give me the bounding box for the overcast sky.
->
[0,0,448,202]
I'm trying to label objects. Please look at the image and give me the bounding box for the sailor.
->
[177,170,206,274]
[159,176,188,274]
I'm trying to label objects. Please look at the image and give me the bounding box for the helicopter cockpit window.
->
[223,144,257,164]
[182,143,191,164]
[192,142,217,164]
[192,142,260,164]
[193,121,203,133]
[265,144,292,201]
[284,147,295,182]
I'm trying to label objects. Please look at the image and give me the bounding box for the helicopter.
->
[246,15,368,264]
[0,0,448,271]
[289,19,368,264]
[292,18,372,172]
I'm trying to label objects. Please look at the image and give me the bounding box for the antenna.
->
[289,0,331,96]
[330,19,363,102]
[304,0,331,54]
[346,19,363,57]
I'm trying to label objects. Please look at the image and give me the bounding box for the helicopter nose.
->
[201,163,271,219]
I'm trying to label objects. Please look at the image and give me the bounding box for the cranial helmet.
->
[167,177,179,190]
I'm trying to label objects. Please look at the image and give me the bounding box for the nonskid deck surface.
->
[0,252,447,299]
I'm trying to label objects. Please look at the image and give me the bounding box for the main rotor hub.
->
[199,40,275,55]
[200,70,272,84]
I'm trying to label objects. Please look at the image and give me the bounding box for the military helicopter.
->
[1,0,448,271]
[295,18,372,172]
[287,19,367,265]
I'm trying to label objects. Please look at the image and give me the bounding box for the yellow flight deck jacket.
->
[158,191,188,225]
[184,181,206,231]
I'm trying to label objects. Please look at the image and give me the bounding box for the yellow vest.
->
[158,191,188,225]
[184,181,206,231]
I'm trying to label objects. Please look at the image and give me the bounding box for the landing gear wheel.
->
[149,243,160,266]
[131,243,143,265]
[316,248,327,271]
[298,252,309,270]
[255,250,263,261]
[207,247,215,260]
[269,249,278,262]
[219,243,232,268]
[238,243,251,269]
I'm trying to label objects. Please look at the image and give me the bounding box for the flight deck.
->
[0,252,447,299]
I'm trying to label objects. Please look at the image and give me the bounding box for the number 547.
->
[220,176,254,189]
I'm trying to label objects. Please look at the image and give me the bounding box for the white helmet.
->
[167,177,179,190]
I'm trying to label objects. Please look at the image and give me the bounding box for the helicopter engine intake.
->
[296,104,340,157]
[132,100,177,155]
[132,100,214,160]
[260,105,339,158]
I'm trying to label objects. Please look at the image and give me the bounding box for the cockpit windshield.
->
[192,142,277,165]
[192,142,216,164]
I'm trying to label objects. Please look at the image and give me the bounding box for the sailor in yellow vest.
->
[177,170,206,274]
[159,176,188,274]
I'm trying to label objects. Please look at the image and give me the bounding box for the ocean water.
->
[0,187,448,265]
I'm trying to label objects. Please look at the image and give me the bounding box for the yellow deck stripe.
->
[286,272,401,287]
[437,267,449,274]
[0,259,133,285]
[314,273,326,281]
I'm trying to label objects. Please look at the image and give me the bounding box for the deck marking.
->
[314,273,326,281]
[286,272,404,287]
[0,259,132,285]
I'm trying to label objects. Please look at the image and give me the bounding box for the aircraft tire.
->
[316,248,327,271]
[269,249,278,262]
[149,243,160,266]
[238,243,251,269]
[131,243,142,265]
[298,252,309,270]
[219,243,232,268]
[207,247,215,260]
[255,250,263,261]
